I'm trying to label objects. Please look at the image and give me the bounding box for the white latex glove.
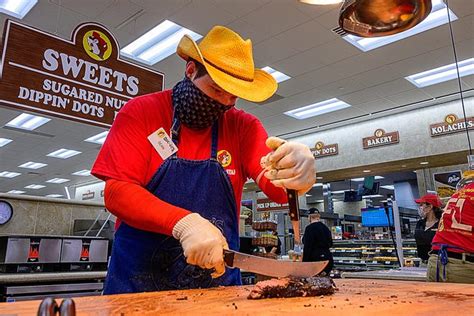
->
[172,213,228,278]
[260,136,316,196]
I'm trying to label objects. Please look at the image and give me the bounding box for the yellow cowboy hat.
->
[177,25,277,103]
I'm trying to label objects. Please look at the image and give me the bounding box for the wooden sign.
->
[82,191,95,200]
[311,141,339,159]
[256,198,289,212]
[0,20,164,128]
[363,129,399,149]
[430,114,474,137]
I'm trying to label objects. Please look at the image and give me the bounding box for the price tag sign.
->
[385,261,391,264]
[376,249,380,253]
[361,260,366,264]
[349,260,354,263]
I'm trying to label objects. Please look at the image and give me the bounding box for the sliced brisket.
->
[248,276,336,300]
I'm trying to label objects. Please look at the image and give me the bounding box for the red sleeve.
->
[105,179,190,235]
[91,97,152,185]
[240,113,287,204]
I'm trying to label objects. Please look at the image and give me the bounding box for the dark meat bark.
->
[248,276,336,299]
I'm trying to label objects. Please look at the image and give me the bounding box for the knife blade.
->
[223,249,327,278]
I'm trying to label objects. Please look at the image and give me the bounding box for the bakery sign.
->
[257,198,289,212]
[0,20,164,128]
[363,128,399,149]
[430,114,474,137]
[311,141,339,159]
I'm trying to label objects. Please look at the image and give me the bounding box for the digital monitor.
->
[361,207,394,227]
[344,190,362,202]
[358,182,380,196]
[363,176,375,190]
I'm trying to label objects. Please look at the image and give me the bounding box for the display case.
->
[251,212,279,259]
[331,239,418,273]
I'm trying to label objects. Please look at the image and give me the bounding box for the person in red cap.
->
[428,171,474,283]
[414,194,443,262]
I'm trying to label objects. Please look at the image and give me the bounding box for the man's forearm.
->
[104,179,191,235]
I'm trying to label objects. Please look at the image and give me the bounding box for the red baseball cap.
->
[415,194,442,208]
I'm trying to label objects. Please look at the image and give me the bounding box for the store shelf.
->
[331,239,418,272]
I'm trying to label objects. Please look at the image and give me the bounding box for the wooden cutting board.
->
[0,279,472,315]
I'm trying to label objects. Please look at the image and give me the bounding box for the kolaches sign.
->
[0,20,164,128]
[430,114,474,137]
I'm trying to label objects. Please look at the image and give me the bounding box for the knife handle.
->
[287,189,301,245]
[223,249,234,267]
[287,189,299,222]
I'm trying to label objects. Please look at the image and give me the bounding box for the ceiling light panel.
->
[0,0,37,19]
[84,131,109,145]
[47,149,81,159]
[25,184,46,189]
[18,161,48,169]
[8,190,25,194]
[381,185,395,190]
[284,98,351,120]
[46,194,63,198]
[341,0,457,52]
[351,176,385,181]
[261,66,291,83]
[299,0,343,4]
[0,171,21,178]
[72,169,91,176]
[46,178,70,184]
[405,58,474,88]
[0,138,13,147]
[6,113,50,131]
[121,20,202,65]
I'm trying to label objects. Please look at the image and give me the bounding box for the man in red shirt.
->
[428,171,474,283]
[92,26,315,294]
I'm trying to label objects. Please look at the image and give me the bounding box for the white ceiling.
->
[1,0,473,197]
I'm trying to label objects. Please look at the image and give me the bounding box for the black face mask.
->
[172,77,232,130]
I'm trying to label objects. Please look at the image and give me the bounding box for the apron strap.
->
[171,117,181,146]
[210,122,219,159]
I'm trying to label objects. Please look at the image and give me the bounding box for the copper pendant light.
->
[339,0,432,37]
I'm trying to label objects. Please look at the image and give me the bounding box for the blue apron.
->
[103,117,241,294]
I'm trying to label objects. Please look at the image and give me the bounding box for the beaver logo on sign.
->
[445,114,457,124]
[83,30,112,61]
[217,150,232,168]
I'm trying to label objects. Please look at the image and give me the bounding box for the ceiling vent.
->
[27,171,44,176]
[2,126,55,138]
[331,26,347,37]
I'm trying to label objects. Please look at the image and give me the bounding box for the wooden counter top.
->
[0,279,472,315]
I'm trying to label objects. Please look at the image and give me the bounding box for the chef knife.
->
[223,249,327,278]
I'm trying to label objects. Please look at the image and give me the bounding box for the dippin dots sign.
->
[0,20,164,128]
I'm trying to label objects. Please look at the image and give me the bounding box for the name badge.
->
[148,128,178,160]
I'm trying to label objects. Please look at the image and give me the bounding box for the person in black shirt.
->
[302,208,333,275]
[414,194,443,262]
